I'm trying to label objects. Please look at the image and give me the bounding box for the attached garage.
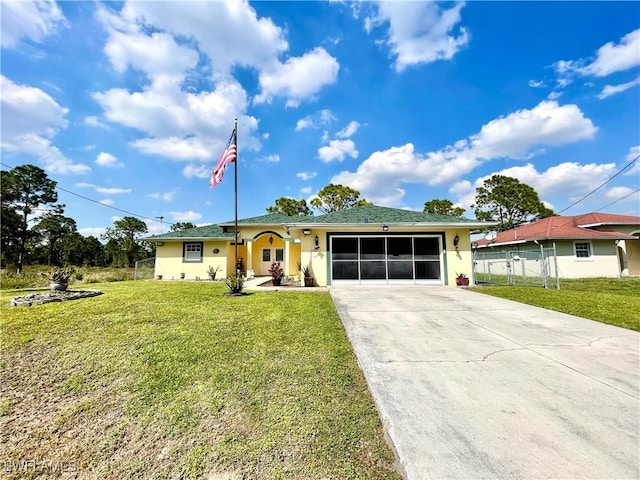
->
[330,234,444,285]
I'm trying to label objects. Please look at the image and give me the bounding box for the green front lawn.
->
[470,277,640,331]
[0,282,399,479]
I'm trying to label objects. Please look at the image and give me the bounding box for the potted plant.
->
[207,265,222,281]
[302,265,315,287]
[49,267,74,291]
[268,261,285,286]
[455,272,470,286]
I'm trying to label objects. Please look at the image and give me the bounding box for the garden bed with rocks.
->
[11,290,103,307]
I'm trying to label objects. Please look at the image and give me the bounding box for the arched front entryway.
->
[252,231,285,276]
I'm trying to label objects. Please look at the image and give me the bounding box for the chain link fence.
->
[134,257,156,280]
[473,245,559,289]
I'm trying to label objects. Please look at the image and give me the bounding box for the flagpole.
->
[234,117,239,276]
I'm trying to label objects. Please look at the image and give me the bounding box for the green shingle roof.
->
[301,205,483,224]
[220,212,312,225]
[146,224,234,240]
[146,205,490,241]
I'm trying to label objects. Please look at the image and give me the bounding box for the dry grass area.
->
[0,281,399,479]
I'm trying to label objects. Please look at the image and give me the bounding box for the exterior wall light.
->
[303,229,311,235]
[315,235,319,248]
[382,225,389,232]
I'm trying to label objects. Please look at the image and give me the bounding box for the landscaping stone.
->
[11,290,103,307]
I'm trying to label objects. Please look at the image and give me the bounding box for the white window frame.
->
[183,242,203,262]
[573,241,592,260]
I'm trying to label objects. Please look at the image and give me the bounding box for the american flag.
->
[209,127,237,188]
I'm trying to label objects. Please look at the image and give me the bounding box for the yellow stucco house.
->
[145,205,495,286]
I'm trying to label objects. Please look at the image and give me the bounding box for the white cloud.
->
[258,154,280,163]
[170,210,202,222]
[554,29,640,86]
[625,146,640,176]
[367,1,469,72]
[84,116,109,129]
[598,76,640,99]
[0,75,90,174]
[336,121,360,139]
[99,199,115,206]
[147,191,176,201]
[300,186,312,195]
[1,0,67,48]
[468,101,597,160]
[605,186,636,200]
[262,132,270,139]
[318,139,358,163]
[296,171,318,180]
[95,152,123,167]
[477,161,617,199]
[584,29,640,77]
[104,29,199,82]
[295,109,336,131]
[75,182,132,195]
[79,227,107,238]
[115,1,288,76]
[182,164,211,179]
[255,47,340,107]
[132,137,214,161]
[528,80,545,88]
[331,100,598,206]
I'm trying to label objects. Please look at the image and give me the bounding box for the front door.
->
[261,248,284,275]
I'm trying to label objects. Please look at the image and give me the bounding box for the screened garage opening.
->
[330,235,443,284]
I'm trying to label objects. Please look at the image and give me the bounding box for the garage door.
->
[330,235,443,284]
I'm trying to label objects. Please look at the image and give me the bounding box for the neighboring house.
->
[145,205,495,286]
[474,212,640,278]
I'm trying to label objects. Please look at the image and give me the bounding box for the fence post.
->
[553,242,560,290]
[540,243,547,289]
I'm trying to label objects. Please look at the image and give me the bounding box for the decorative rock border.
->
[11,290,103,307]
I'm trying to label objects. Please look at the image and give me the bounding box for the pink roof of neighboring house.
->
[475,213,639,247]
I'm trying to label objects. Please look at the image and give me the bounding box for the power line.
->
[556,154,640,215]
[594,188,640,212]
[1,161,162,224]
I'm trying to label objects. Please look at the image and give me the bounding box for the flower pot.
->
[304,277,315,287]
[50,280,69,291]
[272,278,282,286]
[456,277,470,286]
[155,275,163,280]
[180,273,185,280]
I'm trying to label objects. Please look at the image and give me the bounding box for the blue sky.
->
[2,0,639,237]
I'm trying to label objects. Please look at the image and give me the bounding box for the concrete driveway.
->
[330,285,640,480]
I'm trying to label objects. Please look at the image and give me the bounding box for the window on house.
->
[574,242,591,258]
[184,242,203,262]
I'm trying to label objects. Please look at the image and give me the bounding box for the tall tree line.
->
[1,165,153,272]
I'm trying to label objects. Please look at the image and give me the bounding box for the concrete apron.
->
[330,285,640,480]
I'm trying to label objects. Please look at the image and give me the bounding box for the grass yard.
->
[470,277,640,331]
[0,282,400,479]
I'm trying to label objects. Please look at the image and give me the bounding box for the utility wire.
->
[556,154,640,215]
[594,188,640,212]
[1,161,162,224]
